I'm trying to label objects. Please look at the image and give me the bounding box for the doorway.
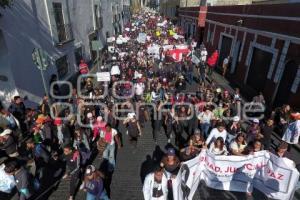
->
[89,32,98,62]
[217,35,233,72]
[246,47,273,94]
[273,60,299,107]
[231,40,241,74]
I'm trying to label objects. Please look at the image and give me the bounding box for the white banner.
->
[137,33,147,44]
[191,55,201,65]
[107,37,115,43]
[173,150,299,200]
[147,45,160,59]
[96,72,111,82]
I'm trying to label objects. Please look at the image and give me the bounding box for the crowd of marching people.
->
[0,9,299,200]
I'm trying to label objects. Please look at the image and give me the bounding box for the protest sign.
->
[111,65,121,76]
[96,72,111,82]
[168,48,191,62]
[116,38,123,45]
[173,150,299,200]
[107,37,115,43]
[137,33,147,44]
[191,55,201,65]
[147,45,160,59]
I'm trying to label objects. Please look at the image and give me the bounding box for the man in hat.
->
[25,138,50,181]
[0,129,19,158]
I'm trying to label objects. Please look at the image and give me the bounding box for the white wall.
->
[0,0,95,106]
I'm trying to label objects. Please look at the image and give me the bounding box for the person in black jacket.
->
[261,119,274,150]
[25,138,50,183]
[62,144,81,200]
[8,96,26,132]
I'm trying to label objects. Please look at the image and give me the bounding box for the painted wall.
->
[0,0,124,107]
[203,3,300,109]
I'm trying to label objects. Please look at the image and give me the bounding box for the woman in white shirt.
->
[230,133,247,156]
[209,137,228,155]
[198,107,214,138]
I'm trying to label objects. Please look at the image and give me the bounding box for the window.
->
[74,47,83,66]
[291,67,300,93]
[52,2,73,44]
[94,4,103,30]
[56,55,69,79]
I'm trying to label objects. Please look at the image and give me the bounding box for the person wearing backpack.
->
[25,138,50,186]
[62,144,81,200]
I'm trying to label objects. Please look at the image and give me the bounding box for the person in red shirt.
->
[79,60,89,74]
[207,50,219,78]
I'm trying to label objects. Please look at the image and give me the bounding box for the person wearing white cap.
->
[227,116,242,143]
[82,165,109,200]
[123,113,142,149]
[246,118,262,142]
[0,129,19,158]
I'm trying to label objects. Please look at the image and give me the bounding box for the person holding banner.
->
[229,133,248,156]
[209,137,228,155]
[160,148,180,200]
[205,121,228,146]
[180,130,205,161]
[143,166,168,200]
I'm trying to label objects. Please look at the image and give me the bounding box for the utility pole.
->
[32,48,51,103]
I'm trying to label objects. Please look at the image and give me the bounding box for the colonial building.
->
[178,6,207,41]
[203,3,300,110]
[160,0,180,22]
[0,0,124,107]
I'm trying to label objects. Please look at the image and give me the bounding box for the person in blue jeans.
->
[83,165,110,200]
[100,124,121,172]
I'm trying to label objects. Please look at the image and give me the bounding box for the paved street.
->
[48,72,300,200]
[1,1,300,199]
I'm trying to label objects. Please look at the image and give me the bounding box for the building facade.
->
[160,0,180,21]
[180,0,201,7]
[0,0,123,107]
[123,0,131,25]
[203,3,300,109]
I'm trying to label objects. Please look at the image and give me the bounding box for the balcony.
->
[54,24,74,46]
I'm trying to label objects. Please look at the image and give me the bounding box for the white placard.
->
[96,72,111,82]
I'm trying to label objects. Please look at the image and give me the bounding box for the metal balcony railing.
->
[54,23,73,46]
